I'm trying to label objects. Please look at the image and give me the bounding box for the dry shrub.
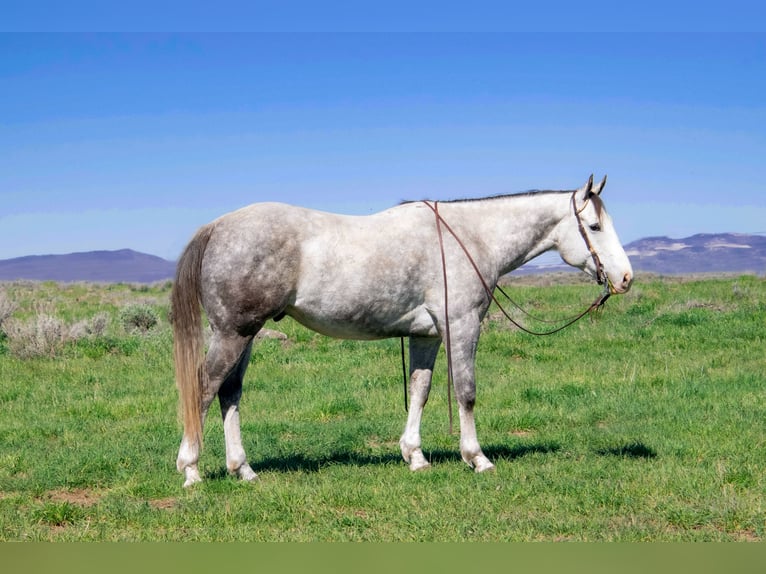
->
[3,313,67,358]
[0,290,17,328]
[3,311,112,359]
[69,312,111,340]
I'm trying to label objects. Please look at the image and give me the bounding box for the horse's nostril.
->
[623,272,633,289]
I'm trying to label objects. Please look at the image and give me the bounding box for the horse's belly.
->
[285,303,438,340]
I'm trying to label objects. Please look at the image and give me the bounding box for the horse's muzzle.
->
[609,271,633,295]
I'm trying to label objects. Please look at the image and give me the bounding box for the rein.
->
[400,191,613,428]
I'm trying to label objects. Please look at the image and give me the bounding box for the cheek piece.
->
[571,190,614,298]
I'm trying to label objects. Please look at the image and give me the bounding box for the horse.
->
[172,175,633,486]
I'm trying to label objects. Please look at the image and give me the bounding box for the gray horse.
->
[172,175,633,486]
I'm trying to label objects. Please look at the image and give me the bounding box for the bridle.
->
[400,190,614,427]
[571,190,611,292]
[425,189,613,334]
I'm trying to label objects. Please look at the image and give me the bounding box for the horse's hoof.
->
[409,457,432,472]
[463,453,495,473]
[403,446,431,471]
[237,464,259,482]
[182,468,203,488]
[473,458,496,473]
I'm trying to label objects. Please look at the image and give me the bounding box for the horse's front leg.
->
[399,337,441,471]
[450,318,495,473]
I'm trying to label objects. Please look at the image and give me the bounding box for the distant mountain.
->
[0,233,764,283]
[623,233,766,275]
[0,249,176,283]
[520,233,766,276]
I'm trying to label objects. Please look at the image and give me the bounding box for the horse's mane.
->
[400,188,604,219]
[401,189,569,205]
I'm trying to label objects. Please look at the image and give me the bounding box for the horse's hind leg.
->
[176,331,255,486]
[399,337,441,471]
[218,339,258,481]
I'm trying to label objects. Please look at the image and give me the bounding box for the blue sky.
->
[1,31,765,260]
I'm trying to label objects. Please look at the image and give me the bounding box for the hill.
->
[622,233,766,275]
[0,233,764,283]
[519,233,766,276]
[0,249,176,283]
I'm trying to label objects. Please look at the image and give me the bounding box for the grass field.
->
[0,274,764,541]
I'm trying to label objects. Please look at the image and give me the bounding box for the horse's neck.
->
[445,193,568,275]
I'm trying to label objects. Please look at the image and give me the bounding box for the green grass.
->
[0,274,764,541]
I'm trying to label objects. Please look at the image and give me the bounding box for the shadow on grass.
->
[595,441,657,459]
[250,451,402,474]
[208,440,655,479]
[427,442,562,466]
[236,441,561,475]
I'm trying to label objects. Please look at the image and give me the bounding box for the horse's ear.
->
[592,175,607,196]
[579,174,594,197]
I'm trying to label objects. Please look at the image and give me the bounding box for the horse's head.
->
[555,175,633,294]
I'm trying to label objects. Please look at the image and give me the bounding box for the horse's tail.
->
[172,223,214,448]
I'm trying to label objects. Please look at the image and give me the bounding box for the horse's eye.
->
[589,223,601,232]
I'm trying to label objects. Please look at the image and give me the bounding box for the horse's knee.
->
[454,383,476,410]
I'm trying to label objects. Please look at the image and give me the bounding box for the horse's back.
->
[198,202,427,332]
[200,201,436,338]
